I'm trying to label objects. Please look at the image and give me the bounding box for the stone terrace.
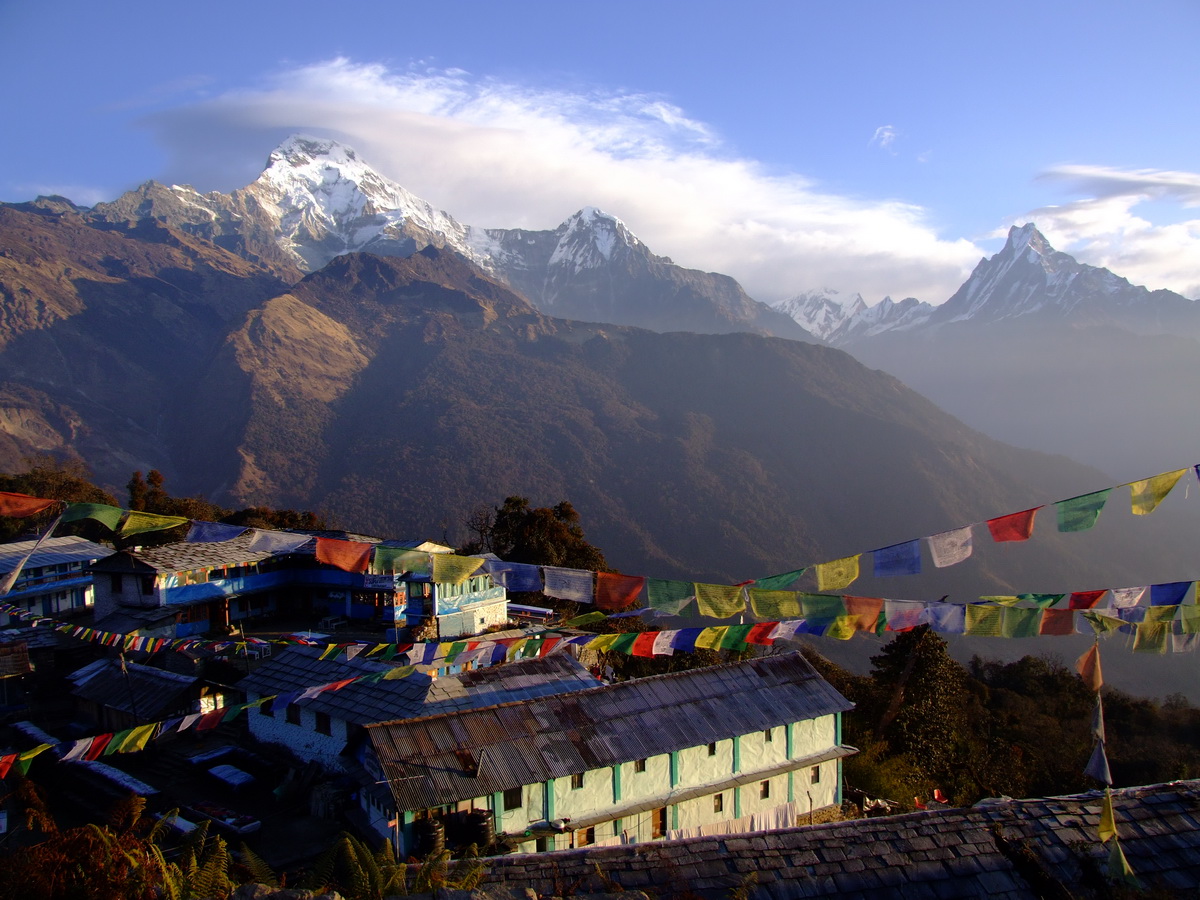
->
[469,780,1200,898]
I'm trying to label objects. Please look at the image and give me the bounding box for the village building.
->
[0,535,114,625]
[363,651,855,857]
[87,532,507,641]
[236,649,602,773]
[67,657,218,731]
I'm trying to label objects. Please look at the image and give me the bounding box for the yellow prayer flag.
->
[694,583,746,619]
[120,511,190,536]
[749,589,802,620]
[589,634,621,653]
[1129,468,1187,515]
[815,555,860,592]
[122,724,159,754]
[431,553,485,584]
[694,627,728,650]
[825,615,859,640]
[1098,789,1117,843]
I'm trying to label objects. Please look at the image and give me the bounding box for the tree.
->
[0,456,118,542]
[462,497,608,572]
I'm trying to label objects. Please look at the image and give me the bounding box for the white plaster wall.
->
[247,700,351,770]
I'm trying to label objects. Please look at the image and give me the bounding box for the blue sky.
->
[3,0,1198,303]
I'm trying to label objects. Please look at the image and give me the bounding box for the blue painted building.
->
[0,536,114,625]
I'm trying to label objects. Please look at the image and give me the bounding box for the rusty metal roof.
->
[369,651,852,811]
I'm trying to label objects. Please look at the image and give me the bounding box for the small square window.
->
[286,703,302,726]
[571,772,584,790]
[760,780,771,799]
[707,742,717,756]
[634,759,647,773]
[764,728,773,742]
[575,826,595,847]
[260,701,273,718]
[810,765,821,785]
[503,786,523,810]
[713,793,724,813]
[315,711,332,735]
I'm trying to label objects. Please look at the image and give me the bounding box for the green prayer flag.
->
[1180,608,1200,634]
[62,502,127,532]
[1081,612,1124,636]
[979,595,1021,606]
[1144,605,1179,624]
[694,583,746,619]
[1018,593,1066,609]
[104,729,133,755]
[1055,489,1112,532]
[748,589,802,620]
[647,579,695,614]
[800,594,846,619]
[720,624,754,651]
[371,547,431,575]
[563,611,608,626]
[965,604,1003,636]
[754,568,806,591]
[610,633,639,654]
[1001,607,1042,638]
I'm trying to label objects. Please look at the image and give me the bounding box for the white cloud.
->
[1012,165,1200,298]
[137,59,981,305]
[870,125,898,151]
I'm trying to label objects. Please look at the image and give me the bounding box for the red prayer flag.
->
[0,492,57,518]
[631,632,658,657]
[595,572,646,611]
[84,734,113,761]
[1039,608,1076,635]
[315,536,374,573]
[195,709,225,731]
[843,596,885,631]
[540,637,561,656]
[0,753,15,778]
[1069,590,1107,610]
[987,507,1042,542]
[745,622,779,645]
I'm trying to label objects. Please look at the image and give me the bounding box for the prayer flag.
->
[843,596,884,632]
[120,511,189,536]
[1098,789,1117,842]
[885,599,928,632]
[1085,740,1112,785]
[482,559,543,592]
[927,526,972,568]
[1144,606,1179,624]
[749,589,801,620]
[926,602,965,634]
[694,582,746,619]
[431,553,485,584]
[825,616,859,640]
[1107,838,1138,885]
[671,628,704,653]
[1130,468,1187,515]
[1055,489,1111,532]
[647,579,695,615]
[1092,695,1105,741]
[1001,607,1042,638]
[186,521,248,543]
[1150,581,1193,606]
[1076,643,1103,691]
[986,507,1041,542]
[0,492,57,518]
[800,594,846,619]
[245,530,313,554]
[1039,609,1076,636]
[1180,608,1200,634]
[543,566,594,603]
[753,569,805,591]
[815,555,859,591]
[1019,593,1065,609]
[694,627,728,650]
[595,572,645,611]
[61,502,126,531]
[651,630,676,656]
[872,540,921,577]
[1069,590,1107,610]
[965,604,1004,637]
[631,632,658,657]
[1133,622,1169,653]
[0,754,16,778]
[316,537,374,573]
[745,622,778,645]
[1109,587,1146,609]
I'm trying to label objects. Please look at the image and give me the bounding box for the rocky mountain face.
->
[88,136,814,342]
[774,226,1200,478]
[4,192,1191,593]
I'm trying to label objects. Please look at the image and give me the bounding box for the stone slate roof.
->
[69,658,197,719]
[89,531,298,574]
[369,652,852,812]
[470,780,1200,898]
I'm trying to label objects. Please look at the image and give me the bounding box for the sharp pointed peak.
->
[270,134,359,165]
[1004,222,1055,256]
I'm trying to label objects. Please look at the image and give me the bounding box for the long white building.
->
[363,651,855,856]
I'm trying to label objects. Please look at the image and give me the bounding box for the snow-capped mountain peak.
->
[548,207,645,271]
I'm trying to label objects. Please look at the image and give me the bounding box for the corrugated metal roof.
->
[369,652,853,811]
[0,535,113,573]
[69,659,197,719]
[422,655,603,715]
